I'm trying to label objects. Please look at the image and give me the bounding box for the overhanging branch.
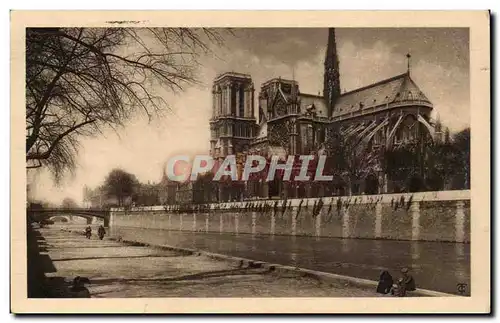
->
[26,118,96,161]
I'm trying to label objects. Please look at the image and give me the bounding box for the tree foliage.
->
[383,141,423,191]
[103,168,139,206]
[325,123,470,194]
[325,125,379,195]
[61,197,78,208]
[192,171,219,203]
[384,127,470,192]
[425,127,470,190]
[452,127,470,188]
[26,27,226,181]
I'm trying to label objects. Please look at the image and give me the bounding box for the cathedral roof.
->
[299,93,328,117]
[332,72,432,117]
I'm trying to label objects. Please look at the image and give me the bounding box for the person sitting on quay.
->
[391,277,407,297]
[400,267,416,293]
[390,267,416,297]
[376,270,394,295]
[69,276,91,298]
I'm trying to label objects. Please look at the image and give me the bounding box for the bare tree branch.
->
[26,27,229,182]
[27,118,96,161]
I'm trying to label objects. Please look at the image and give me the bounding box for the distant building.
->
[82,186,131,208]
[158,176,178,205]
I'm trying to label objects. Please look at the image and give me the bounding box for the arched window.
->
[239,86,245,117]
[218,87,223,116]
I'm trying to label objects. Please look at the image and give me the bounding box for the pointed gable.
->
[269,88,288,117]
[270,85,289,106]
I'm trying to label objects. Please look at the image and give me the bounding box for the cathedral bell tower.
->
[209,72,257,158]
[323,28,341,117]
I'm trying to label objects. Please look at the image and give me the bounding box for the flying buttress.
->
[345,123,366,137]
[417,114,435,138]
[385,114,404,149]
[361,117,390,145]
[355,121,377,140]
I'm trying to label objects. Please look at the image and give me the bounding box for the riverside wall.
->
[109,190,470,243]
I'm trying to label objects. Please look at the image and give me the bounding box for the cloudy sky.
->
[29,27,470,204]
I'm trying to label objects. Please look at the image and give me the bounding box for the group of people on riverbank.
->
[84,225,106,240]
[71,226,107,298]
[377,267,416,297]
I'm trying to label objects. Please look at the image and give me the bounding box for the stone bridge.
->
[27,208,110,226]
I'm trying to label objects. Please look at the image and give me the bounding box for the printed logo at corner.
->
[456,283,468,295]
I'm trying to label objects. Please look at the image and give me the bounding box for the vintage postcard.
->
[11,10,490,314]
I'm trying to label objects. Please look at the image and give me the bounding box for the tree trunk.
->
[346,176,353,196]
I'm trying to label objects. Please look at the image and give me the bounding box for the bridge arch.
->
[49,215,71,223]
[27,208,110,227]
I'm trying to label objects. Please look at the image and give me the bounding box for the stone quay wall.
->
[109,190,470,243]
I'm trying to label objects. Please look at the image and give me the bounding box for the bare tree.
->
[26,27,226,181]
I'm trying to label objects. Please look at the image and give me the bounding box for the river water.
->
[106,226,470,295]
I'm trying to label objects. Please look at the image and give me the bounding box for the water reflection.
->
[454,243,469,294]
[290,252,298,266]
[455,243,465,258]
[411,243,421,262]
[373,239,382,256]
[341,238,350,253]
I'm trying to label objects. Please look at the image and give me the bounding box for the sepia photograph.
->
[11,10,490,314]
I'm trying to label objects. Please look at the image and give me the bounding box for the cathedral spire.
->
[323,28,341,117]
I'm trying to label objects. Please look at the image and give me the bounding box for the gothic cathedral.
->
[209,28,436,198]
